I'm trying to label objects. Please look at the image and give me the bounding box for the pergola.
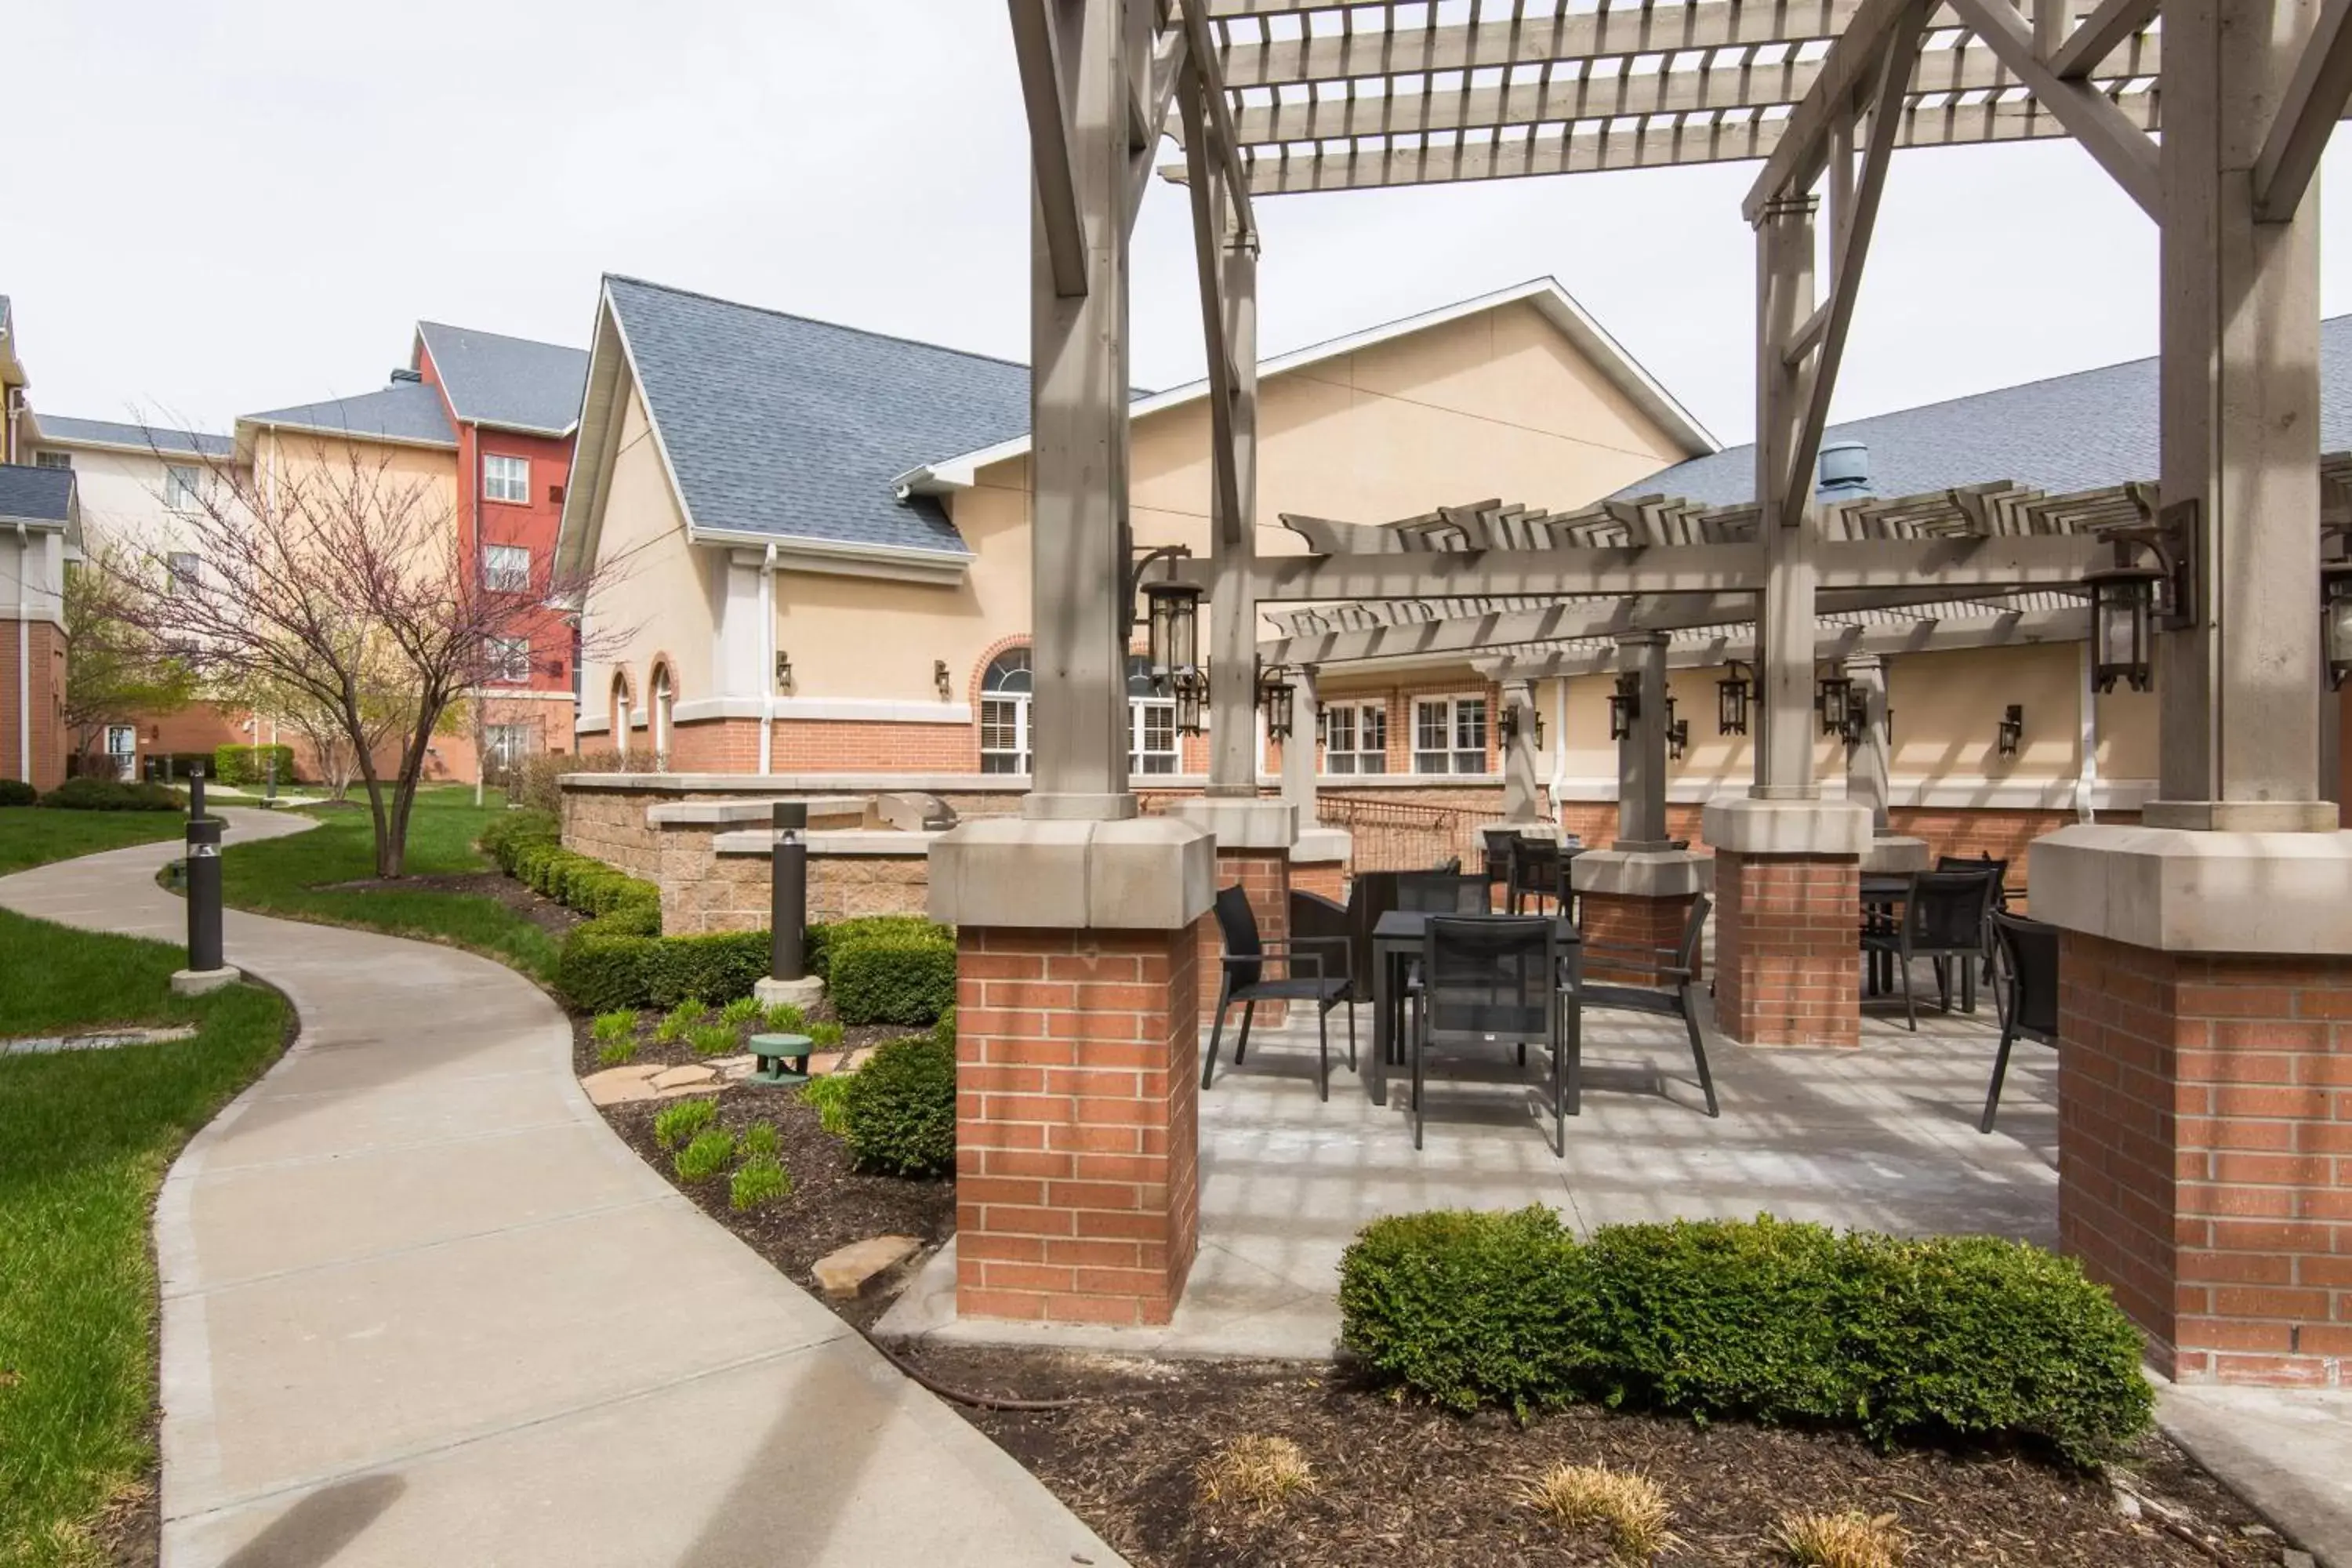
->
[942,0,2352,1352]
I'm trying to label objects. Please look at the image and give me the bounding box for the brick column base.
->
[1580,890,1700,985]
[1292,859,1345,902]
[954,925,1200,1326]
[1714,850,1860,1047]
[1197,848,1290,1024]
[2059,933,2352,1385]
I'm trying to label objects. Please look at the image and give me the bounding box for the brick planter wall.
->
[1579,890,1700,985]
[953,926,1200,1326]
[1198,848,1289,1024]
[2059,932,2352,1385]
[1712,851,1861,1048]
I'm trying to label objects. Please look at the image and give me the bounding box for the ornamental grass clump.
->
[800,1073,854,1137]
[1523,1464,1678,1564]
[591,1009,639,1065]
[1196,1435,1313,1518]
[1338,1208,2154,1466]
[1773,1509,1906,1568]
[742,1120,780,1160]
[652,1097,717,1151]
[730,1152,791,1210]
[717,996,761,1026]
[688,1022,738,1058]
[809,1020,844,1049]
[673,1129,736,1182]
[654,999,708,1044]
[761,1001,808,1034]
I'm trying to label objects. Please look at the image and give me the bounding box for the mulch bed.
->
[319,871,583,937]
[576,1010,952,1330]
[903,1348,2292,1568]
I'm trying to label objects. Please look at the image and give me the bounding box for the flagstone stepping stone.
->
[811,1235,923,1299]
[1,1025,198,1058]
[647,1064,718,1091]
[580,1065,667,1106]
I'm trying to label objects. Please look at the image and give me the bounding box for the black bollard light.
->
[188,759,206,822]
[769,800,808,983]
[186,814,224,975]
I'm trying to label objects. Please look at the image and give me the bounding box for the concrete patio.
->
[883,979,2053,1359]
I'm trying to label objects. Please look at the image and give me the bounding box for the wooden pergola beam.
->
[1744,0,1927,220]
[1942,0,2161,220]
[2049,0,2158,78]
[1478,606,2091,681]
[1009,0,1090,299]
[2256,0,2352,223]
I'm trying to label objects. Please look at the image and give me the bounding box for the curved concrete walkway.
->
[0,809,1121,1568]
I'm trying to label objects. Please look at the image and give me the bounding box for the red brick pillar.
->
[928,814,1215,1328]
[1579,891,1700,985]
[2037,825,2352,1386]
[1291,858,1345,902]
[1196,848,1289,1022]
[1701,802,1871,1049]
[953,927,1200,1326]
[1568,848,1710,986]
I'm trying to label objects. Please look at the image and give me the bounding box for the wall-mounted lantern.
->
[1498,703,1546,750]
[1668,717,1690,761]
[1996,703,2025,758]
[934,659,953,701]
[1716,660,1751,736]
[2324,557,2352,691]
[2084,496,2199,694]
[1815,673,1854,737]
[1131,546,1204,734]
[1257,661,1295,740]
[1608,671,1642,741]
[775,651,793,693]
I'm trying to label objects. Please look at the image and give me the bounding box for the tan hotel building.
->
[557,274,2352,877]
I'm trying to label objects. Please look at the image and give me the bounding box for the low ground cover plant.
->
[652,1098,717,1151]
[654,1000,708,1043]
[591,1008,640,1064]
[688,1022,737,1058]
[761,1001,808,1034]
[841,1034,956,1176]
[673,1128,737,1182]
[717,996,760,1027]
[40,778,185,812]
[1338,1208,2152,1465]
[731,1152,790,1210]
[799,1073,854,1136]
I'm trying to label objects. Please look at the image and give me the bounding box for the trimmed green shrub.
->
[644,931,768,1009]
[931,1005,956,1045]
[831,940,957,1025]
[478,808,559,861]
[555,931,658,1014]
[652,1097,717,1151]
[806,915,949,979]
[0,779,37,807]
[673,1129,736,1182]
[800,1073,854,1136]
[40,778,185,811]
[1338,1209,2154,1466]
[730,1152,791,1210]
[211,743,296,787]
[842,1035,956,1177]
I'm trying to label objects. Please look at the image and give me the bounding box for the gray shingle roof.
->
[0,463,74,524]
[1615,314,2352,505]
[607,275,1033,557]
[32,414,233,458]
[242,379,457,448]
[415,322,589,434]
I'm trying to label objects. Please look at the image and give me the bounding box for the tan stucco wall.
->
[579,385,713,725]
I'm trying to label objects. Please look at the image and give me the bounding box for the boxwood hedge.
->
[829,939,957,1026]
[842,1034,956,1176]
[1338,1207,2153,1467]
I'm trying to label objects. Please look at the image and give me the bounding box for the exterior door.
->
[105,725,137,781]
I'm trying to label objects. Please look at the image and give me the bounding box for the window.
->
[484,723,532,780]
[165,552,200,593]
[483,453,530,504]
[487,636,532,684]
[165,464,201,513]
[978,648,1032,774]
[33,450,71,470]
[1412,695,1489,775]
[483,544,531,593]
[1126,655,1177,775]
[1322,700,1388,775]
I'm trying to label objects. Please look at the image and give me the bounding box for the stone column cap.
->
[927,815,1214,931]
[1860,835,1932,874]
[1700,797,1873,857]
[1167,797,1297,851]
[2030,823,2352,954]
[1290,827,1351,865]
[1570,848,1712,898]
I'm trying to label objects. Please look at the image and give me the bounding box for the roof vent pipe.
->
[388,368,423,384]
[1817,441,1870,497]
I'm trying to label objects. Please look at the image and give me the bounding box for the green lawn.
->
[0,809,187,877]
[0,912,289,1568]
[220,789,560,982]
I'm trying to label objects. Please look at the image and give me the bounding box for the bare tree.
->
[62,538,198,772]
[118,445,626,876]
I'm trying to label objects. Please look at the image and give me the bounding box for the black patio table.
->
[1368,909,1581,1107]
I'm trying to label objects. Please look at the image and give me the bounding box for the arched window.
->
[650,664,674,772]
[609,672,632,763]
[976,648,1177,777]
[978,648,1031,775]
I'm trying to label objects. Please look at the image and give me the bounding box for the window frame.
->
[33,450,71,470]
[481,453,531,506]
[164,464,201,514]
[1321,699,1388,775]
[978,648,1033,775]
[1411,694,1490,775]
[486,635,532,684]
[165,551,201,594]
[482,543,532,593]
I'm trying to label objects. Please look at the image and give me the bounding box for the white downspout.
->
[1547,677,1569,818]
[16,522,31,785]
[2076,640,2100,823]
[758,543,777,776]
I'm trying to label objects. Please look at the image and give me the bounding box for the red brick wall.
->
[953,926,1200,1326]
[1713,851,1861,1048]
[1198,848,1288,1022]
[2060,931,2352,1385]
[1580,890,1700,985]
[0,619,68,791]
[1293,861,1345,902]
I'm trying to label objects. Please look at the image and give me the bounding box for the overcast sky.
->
[14,2,2352,457]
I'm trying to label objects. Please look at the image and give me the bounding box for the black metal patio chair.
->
[1407,915,1567,1155]
[1201,885,1355,1100]
[1859,869,1999,1030]
[1396,871,1492,913]
[1508,837,1573,916]
[1568,893,1719,1117]
[1937,852,2012,984]
[1480,829,1519,904]
[1980,909,2059,1133]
